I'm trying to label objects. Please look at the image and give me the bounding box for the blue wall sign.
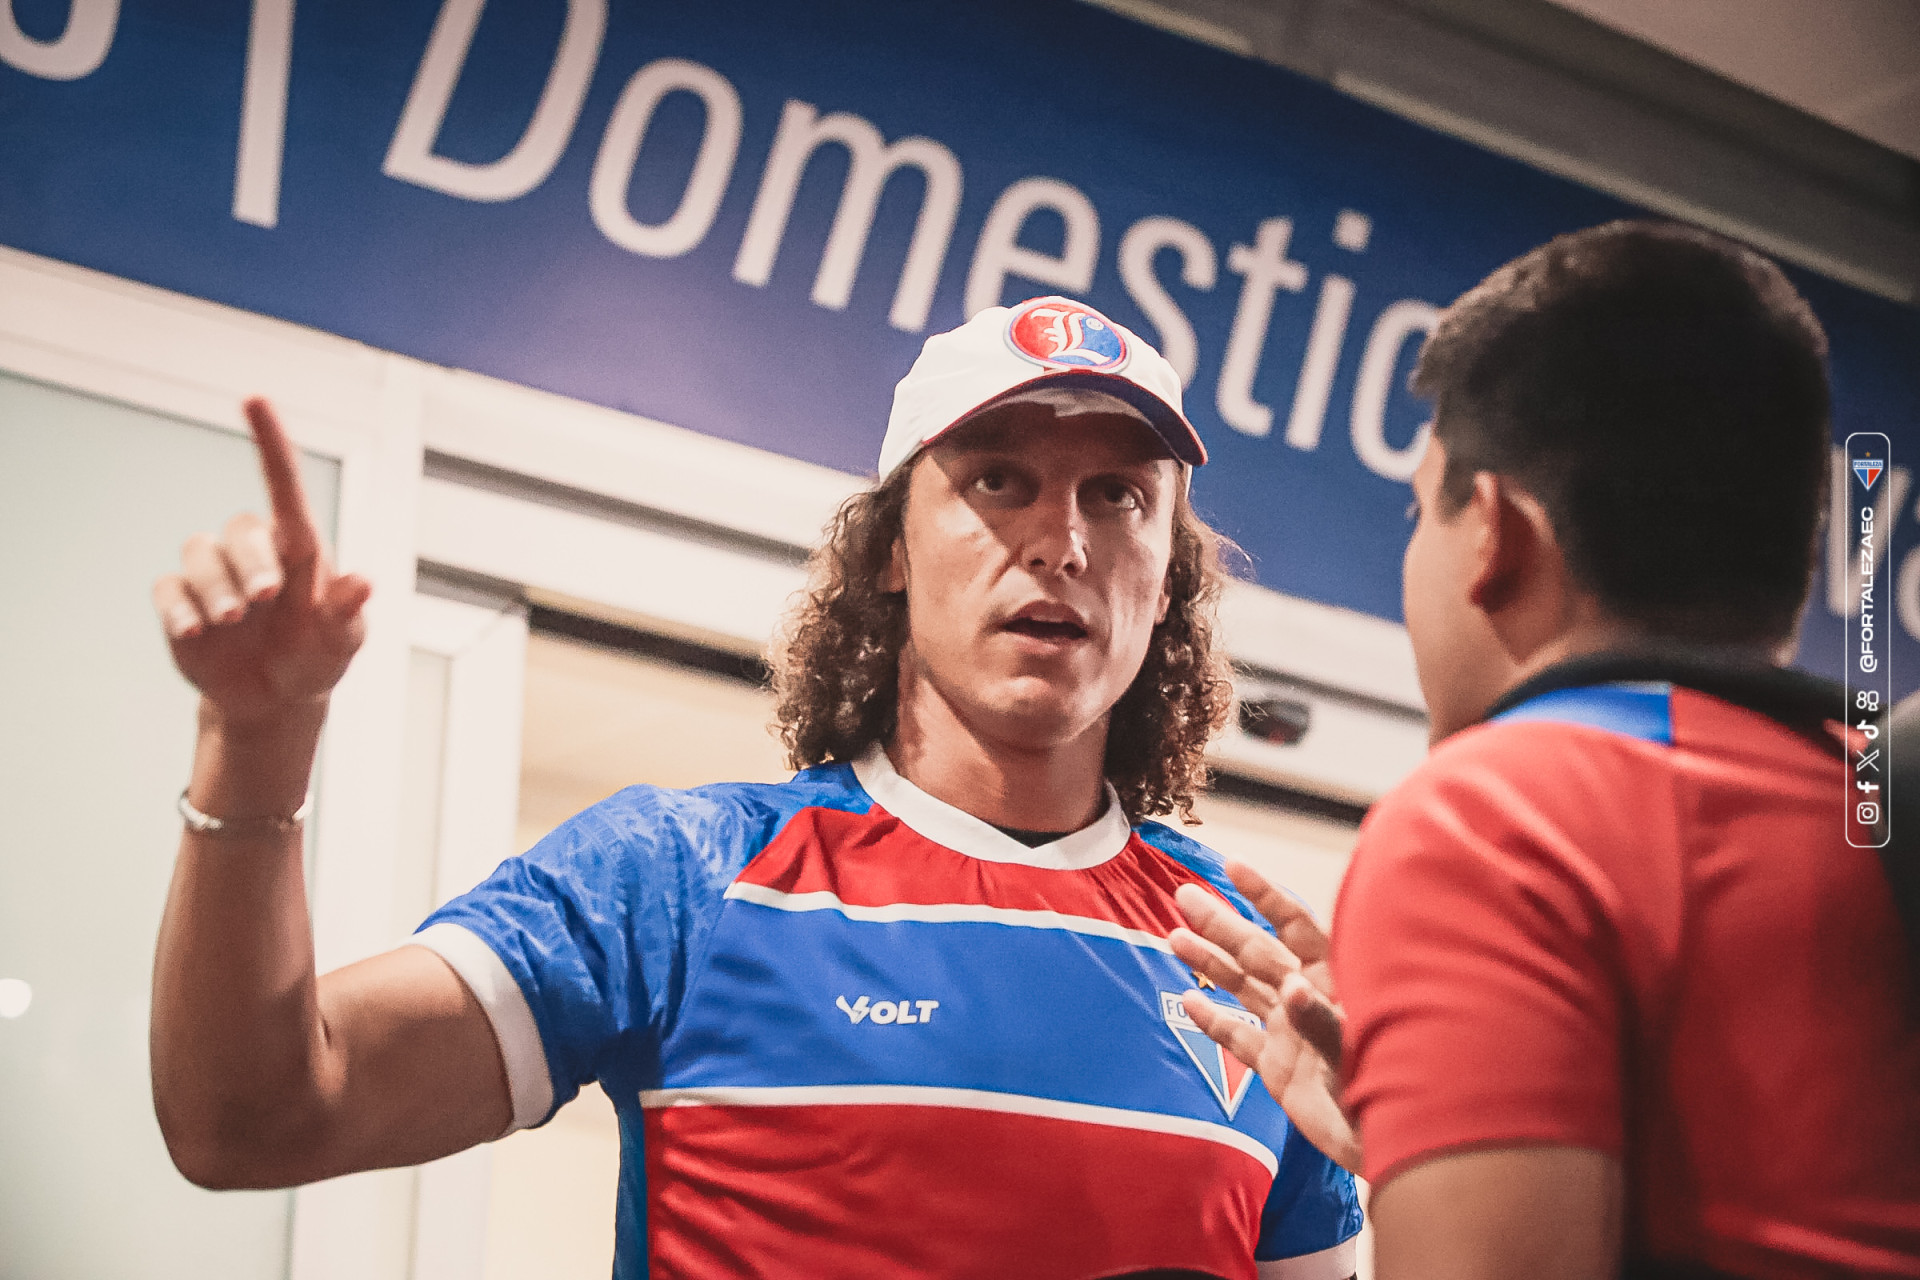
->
[3,0,1916,691]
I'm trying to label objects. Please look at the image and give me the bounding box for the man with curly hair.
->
[148,294,1362,1277]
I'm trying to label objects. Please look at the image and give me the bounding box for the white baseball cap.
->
[877,295,1208,481]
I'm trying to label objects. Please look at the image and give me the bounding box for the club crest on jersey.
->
[1855,458,1885,490]
[1160,991,1259,1119]
[1004,296,1130,372]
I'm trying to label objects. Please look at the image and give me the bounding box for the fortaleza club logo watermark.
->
[1847,433,1892,850]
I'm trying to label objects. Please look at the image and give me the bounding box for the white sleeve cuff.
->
[411,922,555,1134]
[1258,1235,1359,1280]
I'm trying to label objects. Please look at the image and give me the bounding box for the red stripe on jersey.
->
[642,1102,1267,1278]
[733,805,1232,934]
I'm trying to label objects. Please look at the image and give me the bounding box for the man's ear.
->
[1464,474,1557,613]
[885,534,908,594]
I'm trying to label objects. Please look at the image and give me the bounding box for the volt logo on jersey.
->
[1856,458,1885,490]
[1161,991,1260,1119]
[1004,296,1130,371]
[837,995,941,1025]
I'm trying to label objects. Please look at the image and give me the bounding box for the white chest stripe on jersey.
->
[635,1083,1279,1176]
[723,881,1177,954]
[1258,1238,1361,1280]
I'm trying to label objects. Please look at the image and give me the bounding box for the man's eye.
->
[975,469,1009,494]
[1099,481,1141,511]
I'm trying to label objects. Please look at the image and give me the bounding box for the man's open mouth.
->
[1003,618,1089,641]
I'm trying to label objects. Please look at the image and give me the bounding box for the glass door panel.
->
[0,373,339,1279]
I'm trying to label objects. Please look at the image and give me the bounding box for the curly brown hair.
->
[771,463,1238,823]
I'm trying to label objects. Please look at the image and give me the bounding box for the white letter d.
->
[384,0,605,202]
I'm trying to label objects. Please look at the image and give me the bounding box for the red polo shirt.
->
[1332,674,1920,1276]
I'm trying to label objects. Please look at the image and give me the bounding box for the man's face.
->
[892,398,1179,752]
[1402,434,1508,742]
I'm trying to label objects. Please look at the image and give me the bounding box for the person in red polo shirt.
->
[1171,220,1920,1279]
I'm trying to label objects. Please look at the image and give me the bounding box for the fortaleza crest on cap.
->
[1004,296,1130,372]
[1855,458,1885,490]
[1161,991,1259,1120]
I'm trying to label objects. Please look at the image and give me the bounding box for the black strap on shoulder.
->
[1482,648,1848,755]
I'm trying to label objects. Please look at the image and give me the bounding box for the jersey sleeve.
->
[1330,725,1636,1189]
[411,784,759,1132]
[1255,1127,1364,1272]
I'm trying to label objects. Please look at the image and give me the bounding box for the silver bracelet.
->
[177,789,313,837]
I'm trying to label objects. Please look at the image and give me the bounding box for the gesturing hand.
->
[151,398,372,729]
[1170,862,1361,1174]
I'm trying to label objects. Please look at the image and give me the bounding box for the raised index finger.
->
[243,397,318,561]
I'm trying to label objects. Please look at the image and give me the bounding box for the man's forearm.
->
[150,698,334,1188]
[1371,1148,1622,1280]
[145,399,511,1188]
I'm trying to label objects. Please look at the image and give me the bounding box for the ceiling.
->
[1545,0,1920,161]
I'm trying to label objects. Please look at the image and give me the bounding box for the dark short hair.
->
[1413,219,1831,647]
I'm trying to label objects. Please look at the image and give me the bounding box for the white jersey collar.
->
[851,744,1131,871]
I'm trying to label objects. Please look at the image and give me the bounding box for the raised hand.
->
[148,401,513,1192]
[151,398,371,729]
[1170,862,1361,1173]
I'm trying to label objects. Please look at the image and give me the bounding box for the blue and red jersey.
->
[417,746,1361,1278]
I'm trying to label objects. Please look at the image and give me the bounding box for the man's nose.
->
[1023,491,1089,578]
